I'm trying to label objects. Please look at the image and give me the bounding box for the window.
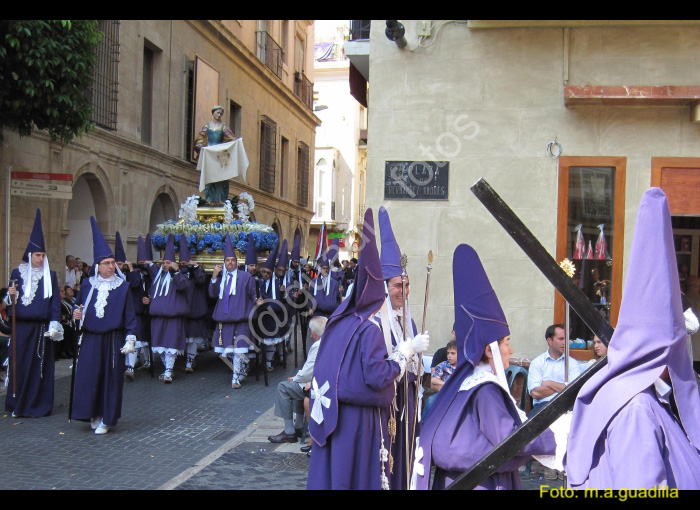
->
[141,45,154,145]
[259,116,277,193]
[297,142,310,207]
[229,100,242,138]
[280,137,289,198]
[555,157,626,334]
[185,61,194,159]
[91,20,120,130]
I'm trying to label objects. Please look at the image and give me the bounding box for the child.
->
[422,339,457,421]
[431,339,457,391]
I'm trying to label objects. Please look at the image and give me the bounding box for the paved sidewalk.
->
[0,345,302,490]
[1,339,567,490]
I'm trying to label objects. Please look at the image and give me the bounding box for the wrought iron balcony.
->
[256,31,283,79]
[294,71,313,110]
[349,20,371,41]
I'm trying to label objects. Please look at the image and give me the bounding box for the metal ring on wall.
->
[547,138,562,158]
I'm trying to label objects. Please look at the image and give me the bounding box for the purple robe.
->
[148,264,188,352]
[209,269,257,352]
[126,270,149,344]
[257,274,293,340]
[571,387,700,489]
[309,275,341,318]
[377,315,419,491]
[71,277,137,427]
[567,188,700,490]
[307,319,401,489]
[429,382,554,490]
[5,268,61,417]
[184,265,209,339]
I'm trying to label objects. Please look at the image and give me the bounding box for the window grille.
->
[91,20,120,130]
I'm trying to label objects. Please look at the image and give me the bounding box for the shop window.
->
[555,157,626,338]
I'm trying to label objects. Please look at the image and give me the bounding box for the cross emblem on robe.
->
[310,377,331,425]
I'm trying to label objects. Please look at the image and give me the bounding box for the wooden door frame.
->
[555,156,626,328]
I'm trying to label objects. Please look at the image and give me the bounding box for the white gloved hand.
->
[397,339,415,360]
[120,338,136,354]
[412,332,430,354]
[44,328,60,341]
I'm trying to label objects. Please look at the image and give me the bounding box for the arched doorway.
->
[66,173,110,262]
[149,192,177,259]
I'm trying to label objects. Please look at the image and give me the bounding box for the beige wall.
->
[366,21,700,358]
[1,20,319,282]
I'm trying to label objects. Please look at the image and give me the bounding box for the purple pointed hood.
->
[223,234,236,260]
[290,233,301,262]
[276,239,289,269]
[263,242,279,272]
[179,233,191,263]
[22,209,46,262]
[145,233,153,260]
[137,235,150,262]
[379,206,403,280]
[415,243,510,490]
[245,233,257,266]
[114,231,127,263]
[318,239,329,268]
[309,208,386,446]
[91,217,114,266]
[567,187,700,486]
[326,237,340,267]
[163,234,176,262]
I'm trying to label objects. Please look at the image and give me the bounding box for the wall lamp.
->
[385,20,407,49]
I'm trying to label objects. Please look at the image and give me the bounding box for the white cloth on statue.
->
[197,139,250,191]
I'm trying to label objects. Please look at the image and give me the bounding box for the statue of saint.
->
[193,105,236,205]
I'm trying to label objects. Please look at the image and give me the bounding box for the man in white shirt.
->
[527,323,581,414]
[65,255,79,290]
[268,316,327,443]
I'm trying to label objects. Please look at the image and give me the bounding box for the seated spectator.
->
[430,325,456,375]
[268,316,327,444]
[431,339,457,392]
[423,337,457,421]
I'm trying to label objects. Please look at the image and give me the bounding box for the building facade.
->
[310,20,367,262]
[359,20,700,357]
[1,20,319,280]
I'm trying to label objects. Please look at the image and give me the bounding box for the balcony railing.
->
[349,20,371,41]
[256,31,283,79]
[294,71,313,110]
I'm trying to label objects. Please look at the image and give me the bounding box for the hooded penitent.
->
[163,234,176,263]
[21,209,52,299]
[414,244,511,490]
[566,187,700,488]
[91,217,115,267]
[378,206,403,281]
[136,235,149,262]
[276,239,289,269]
[290,233,301,263]
[378,206,414,339]
[309,208,386,446]
[114,231,127,263]
[179,234,191,264]
[245,232,257,266]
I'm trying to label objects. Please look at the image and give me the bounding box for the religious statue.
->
[193,105,236,205]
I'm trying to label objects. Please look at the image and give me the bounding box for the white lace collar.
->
[88,274,123,318]
[19,262,45,306]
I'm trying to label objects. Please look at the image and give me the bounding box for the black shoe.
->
[300,444,312,453]
[268,431,298,444]
[295,428,303,439]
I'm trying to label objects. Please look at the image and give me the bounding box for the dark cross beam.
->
[446,178,614,490]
